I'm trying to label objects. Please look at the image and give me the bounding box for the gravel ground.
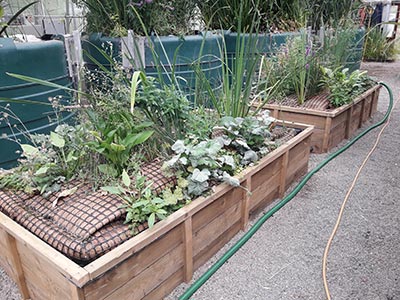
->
[1,61,399,300]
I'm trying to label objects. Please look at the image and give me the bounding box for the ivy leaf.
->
[243,150,258,163]
[122,169,131,187]
[222,172,240,187]
[191,168,210,183]
[171,140,186,154]
[50,132,65,148]
[21,144,39,156]
[188,180,209,196]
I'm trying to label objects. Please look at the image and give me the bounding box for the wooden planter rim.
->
[0,121,313,289]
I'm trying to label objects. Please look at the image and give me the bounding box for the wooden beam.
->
[183,219,193,283]
[241,178,251,230]
[5,233,30,299]
[322,117,332,152]
[279,152,290,198]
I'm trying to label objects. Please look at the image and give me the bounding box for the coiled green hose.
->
[179,82,394,300]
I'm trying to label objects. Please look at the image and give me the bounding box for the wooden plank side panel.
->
[193,221,241,270]
[371,88,380,115]
[330,110,348,129]
[250,170,281,213]
[251,156,282,191]
[142,269,184,300]
[0,230,17,284]
[193,200,242,258]
[192,187,244,233]
[276,111,326,129]
[328,119,347,150]
[286,138,310,185]
[349,102,363,136]
[17,241,80,300]
[362,95,373,123]
[103,245,184,300]
[84,226,183,300]
[310,128,325,153]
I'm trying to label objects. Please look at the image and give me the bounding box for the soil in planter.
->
[0,127,300,266]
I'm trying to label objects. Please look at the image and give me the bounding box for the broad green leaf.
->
[101,186,123,195]
[21,144,39,156]
[122,169,131,188]
[50,132,65,148]
[148,213,155,228]
[124,130,154,147]
[34,166,49,176]
[110,143,126,152]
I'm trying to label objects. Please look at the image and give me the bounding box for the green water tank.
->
[0,38,74,169]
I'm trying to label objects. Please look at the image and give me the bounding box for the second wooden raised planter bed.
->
[0,122,313,300]
[262,85,381,153]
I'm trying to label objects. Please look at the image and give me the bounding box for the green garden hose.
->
[179,82,394,300]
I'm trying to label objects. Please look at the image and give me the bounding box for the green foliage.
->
[321,27,361,70]
[73,0,197,36]
[257,33,322,105]
[305,0,362,30]
[85,109,154,175]
[135,73,190,144]
[320,67,375,108]
[0,124,89,195]
[163,112,275,197]
[102,171,189,232]
[194,33,260,118]
[363,28,399,62]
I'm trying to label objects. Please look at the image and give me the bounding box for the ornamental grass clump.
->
[256,32,322,105]
[73,0,197,36]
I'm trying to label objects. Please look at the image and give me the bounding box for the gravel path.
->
[1,61,399,300]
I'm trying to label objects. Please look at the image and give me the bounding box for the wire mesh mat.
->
[0,159,175,266]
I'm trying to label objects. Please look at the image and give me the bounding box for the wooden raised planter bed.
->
[262,85,381,153]
[0,122,313,300]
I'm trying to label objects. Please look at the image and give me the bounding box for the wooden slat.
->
[102,245,184,300]
[250,171,281,212]
[0,230,16,284]
[142,269,184,300]
[5,234,30,299]
[194,221,241,270]
[183,218,193,283]
[193,201,242,257]
[84,226,183,300]
[17,240,82,300]
[192,187,243,232]
[0,212,89,287]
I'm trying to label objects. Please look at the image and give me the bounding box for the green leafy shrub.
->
[320,67,375,108]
